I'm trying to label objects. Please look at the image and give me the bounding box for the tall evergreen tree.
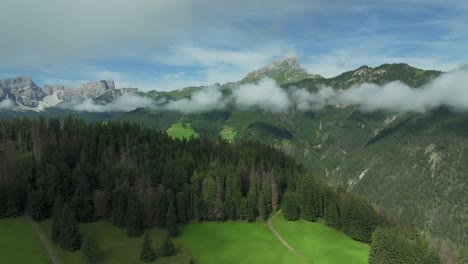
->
[59,204,81,251]
[28,190,46,221]
[81,234,97,264]
[0,185,7,217]
[246,177,258,222]
[282,191,299,221]
[258,190,268,220]
[325,198,341,230]
[52,196,64,243]
[166,200,179,237]
[125,192,143,238]
[161,235,175,257]
[140,233,156,263]
[5,185,20,217]
[299,175,317,222]
[72,170,94,222]
[112,186,129,228]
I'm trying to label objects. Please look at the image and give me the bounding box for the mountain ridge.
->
[0,58,445,112]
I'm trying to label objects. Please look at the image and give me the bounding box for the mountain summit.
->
[240,54,321,85]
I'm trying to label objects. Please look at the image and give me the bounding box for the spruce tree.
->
[125,193,143,238]
[59,204,82,251]
[5,186,20,217]
[0,185,6,217]
[112,186,129,228]
[258,190,268,220]
[81,234,97,264]
[28,190,46,221]
[52,196,64,243]
[166,200,178,237]
[282,191,299,221]
[161,235,175,257]
[140,233,156,263]
[72,174,94,223]
[325,199,341,230]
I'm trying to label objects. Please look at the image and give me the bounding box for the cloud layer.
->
[56,68,468,114]
[161,68,468,114]
[62,93,153,113]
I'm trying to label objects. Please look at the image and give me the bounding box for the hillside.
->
[0,58,466,249]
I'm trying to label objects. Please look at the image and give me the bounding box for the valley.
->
[0,58,467,263]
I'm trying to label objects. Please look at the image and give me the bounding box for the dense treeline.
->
[369,226,441,264]
[0,117,445,263]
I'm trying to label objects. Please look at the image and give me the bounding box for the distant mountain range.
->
[1,55,467,247]
[0,77,137,112]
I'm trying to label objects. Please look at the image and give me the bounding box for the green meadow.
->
[166,123,199,139]
[220,125,237,142]
[179,221,297,264]
[0,217,50,264]
[0,214,369,264]
[273,214,370,264]
[180,214,370,264]
[36,220,192,264]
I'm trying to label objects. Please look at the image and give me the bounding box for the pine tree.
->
[325,199,341,230]
[0,185,6,217]
[166,200,179,237]
[112,186,129,228]
[72,172,94,222]
[300,175,317,222]
[161,235,175,257]
[28,190,46,221]
[59,204,82,251]
[140,233,156,263]
[52,196,64,243]
[246,177,258,222]
[282,191,299,221]
[258,190,268,220]
[81,234,97,264]
[125,193,143,238]
[5,185,20,217]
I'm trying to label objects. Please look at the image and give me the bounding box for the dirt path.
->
[25,215,59,264]
[267,211,305,263]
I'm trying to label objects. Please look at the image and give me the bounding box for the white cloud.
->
[0,99,15,110]
[296,68,468,113]
[165,85,227,113]
[162,78,291,113]
[292,85,335,111]
[162,68,468,114]
[231,78,290,112]
[64,93,153,113]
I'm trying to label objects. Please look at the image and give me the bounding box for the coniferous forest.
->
[0,117,442,263]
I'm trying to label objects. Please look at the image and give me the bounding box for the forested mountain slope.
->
[0,59,466,249]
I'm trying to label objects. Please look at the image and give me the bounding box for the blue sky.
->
[0,0,466,91]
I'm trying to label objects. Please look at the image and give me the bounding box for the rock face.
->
[0,77,46,107]
[55,80,116,101]
[240,54,320,85]
[77,80,115,98]
[0,77,127,111]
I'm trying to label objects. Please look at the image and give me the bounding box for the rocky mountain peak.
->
[0,76,46,108]
[75,80,116,99]
[240,54,319,85]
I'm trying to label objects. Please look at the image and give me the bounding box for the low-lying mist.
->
[59,67,468,114]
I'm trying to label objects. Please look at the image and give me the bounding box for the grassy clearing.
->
[36,220,192,264]
[273,214,370,264]
[166,123,198,139]
[0,217,50,264]
[179,221,297,264]
[220,125,237,142]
